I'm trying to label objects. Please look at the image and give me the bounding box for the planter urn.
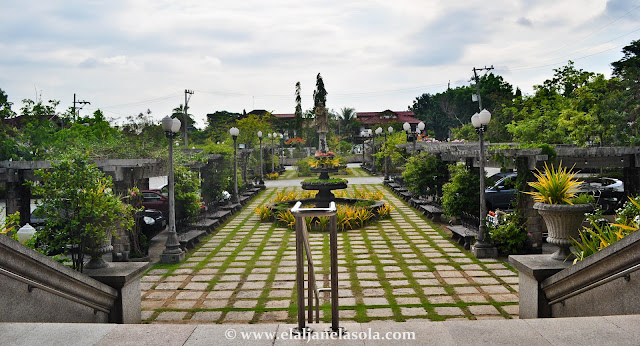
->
[534,202,592,260]
[84,231,114,269]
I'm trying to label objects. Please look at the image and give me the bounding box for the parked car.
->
[31,207,166,238]
[485,173,518,211]
[141,190,169,218]
[141,188,207,219]
[137,208,166,238]
[484,174,624,213]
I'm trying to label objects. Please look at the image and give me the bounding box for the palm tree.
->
[339,107,357,140]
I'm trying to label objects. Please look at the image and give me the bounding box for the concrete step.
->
[2,315,640,345]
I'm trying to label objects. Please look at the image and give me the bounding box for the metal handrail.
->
[291,201,337,216]
[300,221,320,323]
[291,200,341,334]
[548,263,640,306]
[0,267,113,314]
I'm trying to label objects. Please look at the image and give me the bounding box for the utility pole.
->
[471,65,493,111]
[184,89,194,146]
[72,93,90,121]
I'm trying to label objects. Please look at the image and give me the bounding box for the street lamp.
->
[257,131,264,185]
[230,127,240,204]
[471,109,497,258]
[403,122,414,153]
[414,121,425,154]
[374,127,382,174]
[271,132,277,172]
[384,126,393,181]
[279,133,284,168]
[160,116,185,264]
[360,130,368,168]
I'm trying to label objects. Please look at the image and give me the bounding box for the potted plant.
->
[527,162,593,260]
[31,156,134,272]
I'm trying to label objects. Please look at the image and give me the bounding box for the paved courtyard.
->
[140,179,519,324]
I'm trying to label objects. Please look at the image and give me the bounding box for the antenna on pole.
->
[73,93,91,120]
[184,89,194,146]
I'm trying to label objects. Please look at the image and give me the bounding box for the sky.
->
[1,0,639,128]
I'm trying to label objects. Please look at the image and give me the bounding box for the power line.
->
[99,92,182,109]
[542,4,640,58]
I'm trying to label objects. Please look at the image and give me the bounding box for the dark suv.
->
[484,173,625,213]
[485,173,518,211]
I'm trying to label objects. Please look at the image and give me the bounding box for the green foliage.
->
[375,131,407,172]
[570,193,595,205]
[0,208,20,237]
[201,141,233,204]
[301,178,347,185]
[295,159,311,177]
[174,164,201,220]
[451,123,478,141]
[571,199,639,263]
[31,155,134,272]
[527,162,581,204]
[442,164,480,218]
[235,114,274,149]
[487,213,528,255]
[402,152,447,196]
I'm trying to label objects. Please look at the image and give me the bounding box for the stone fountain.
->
[301,104,347,208]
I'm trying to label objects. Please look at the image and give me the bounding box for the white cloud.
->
[0,0,636,126]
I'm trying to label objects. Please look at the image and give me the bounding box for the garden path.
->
[140,179,519,324]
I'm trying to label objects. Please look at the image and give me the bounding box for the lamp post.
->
[160,116,185,264]
[471,109,497,258]
[279,133,284,168]
[360,130,367,168]
[257,131,264,185]
[403,122,413,154]
[414,121,425,154]
[230,127,240,203]
[271,132,277,172]
[367,129,373,172]
[384,126,393,181]
[374,127,382,174]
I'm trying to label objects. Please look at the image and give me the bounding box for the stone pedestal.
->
[84,262,150,323]
[471,244,498,258]
[509,254,571,318]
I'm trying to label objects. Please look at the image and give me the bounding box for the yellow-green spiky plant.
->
[526,162,582,204]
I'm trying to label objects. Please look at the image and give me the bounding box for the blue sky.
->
[1,0,639,128]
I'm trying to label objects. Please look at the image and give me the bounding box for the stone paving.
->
[141,181,519,324]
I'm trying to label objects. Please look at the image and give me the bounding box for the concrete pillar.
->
[6,169,31,226]
[509,255,571,318]
[623,154,640,196]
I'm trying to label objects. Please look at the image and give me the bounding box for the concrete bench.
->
[191,218,219,233]
[209,210,231,221]
[446,225,476,250]
[420,204,443,222]
[398,190,413,201]
[178,230,207,250]
[410,198,428,208]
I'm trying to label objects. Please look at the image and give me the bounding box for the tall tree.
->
[294,82,303,137]
[612,39,640,122]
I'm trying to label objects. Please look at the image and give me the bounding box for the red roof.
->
[357,110,420,125]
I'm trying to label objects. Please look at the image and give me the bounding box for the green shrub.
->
[296,159,311,176]
[402,152,447,196]
[570,193,595,205]
[442,164,479,217]
[488,213,528,255]
[174,164,202,220]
